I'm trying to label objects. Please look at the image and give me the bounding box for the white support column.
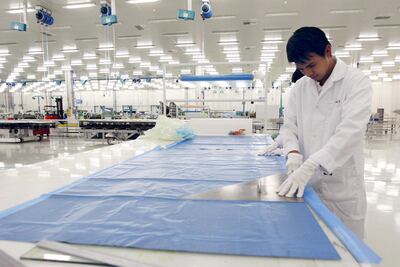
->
[195,65,204,103]
[162,64,167,115]
[263,66,269,133]
[112,89,117,112]
[65,70,76,122]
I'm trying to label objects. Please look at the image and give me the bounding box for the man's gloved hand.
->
[286,153,303,174]
[258,142,279,156]
[277,159,319,198]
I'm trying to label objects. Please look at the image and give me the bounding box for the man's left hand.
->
[277,159,319,198]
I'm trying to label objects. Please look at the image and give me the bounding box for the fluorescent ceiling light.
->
[148,18,176,24]
[232,67,243,73]
[265,12,298,17]
[28,49,44,55]
[37,66,47,72]
[62,65,72,71]
[382,61,395,67]
[175,42,196,47]
[134,45,155,49]
[387,43,400,50]
[356,37,381,42]
[127,0,160,3]
[344,44,362,51]
[97,46,114,51]
[217,41,240,46]
[115,51,130,58]
[359,56,374,63]
[261,40,284,44]
[212,15,237,20]
[83,54,97,60]
[334,51,350,58]
[372,50,388,57]
[225,54,241,58]
[383,77,392,82]
[71,60,83,66]
[63,2,96,9]
[53,55,65,61]
[330,9,364,14]
[62,48,79,53]
[129,56,141,63]
[5,7,35,14]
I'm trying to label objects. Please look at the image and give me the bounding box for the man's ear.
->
[325,44,332,58]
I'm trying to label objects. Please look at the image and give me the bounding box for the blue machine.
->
[201,0,212,20]
[178,9,195,20]
[10,21,27,32]
[100,1,118,26]
[35,7,54,26]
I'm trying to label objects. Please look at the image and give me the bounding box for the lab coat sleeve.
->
[280,83,300,154]
[309,74,372,173]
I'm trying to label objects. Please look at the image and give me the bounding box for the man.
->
[277,27,372,238]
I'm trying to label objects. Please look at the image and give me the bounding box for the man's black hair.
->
[291,69,304,83]
[286,27,330,63]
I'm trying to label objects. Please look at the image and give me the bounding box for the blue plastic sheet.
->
[0,195,339,259]
[0,136,341,260]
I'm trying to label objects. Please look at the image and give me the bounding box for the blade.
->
[186,173,303,202]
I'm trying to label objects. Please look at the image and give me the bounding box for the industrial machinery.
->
[78,119,156,144]
[0,120,56,143]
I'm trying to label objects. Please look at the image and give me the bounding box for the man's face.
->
[295,48,332,83]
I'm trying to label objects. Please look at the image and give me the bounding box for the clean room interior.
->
[0,0,399,266]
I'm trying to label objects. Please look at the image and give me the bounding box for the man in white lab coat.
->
[277,27,372,238]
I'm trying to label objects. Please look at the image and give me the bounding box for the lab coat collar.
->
[329,57,347,83]
[315,57,347,98]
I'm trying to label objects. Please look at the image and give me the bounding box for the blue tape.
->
[180,74,254,81]
[303,187,381,264]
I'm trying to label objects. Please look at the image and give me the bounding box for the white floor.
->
[364,137,400,267]
[0,135,398,266]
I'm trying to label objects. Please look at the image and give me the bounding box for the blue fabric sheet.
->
[0,195,338,259]
[0,136,340,260]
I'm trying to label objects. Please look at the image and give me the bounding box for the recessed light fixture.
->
[261,39,284,44]
[217,41,240,45]
[5,7,35,14]
[63,2,96,9]
[265,12,298,17]
[175,42,196,47]
[387,43,400,50]
[212,15,237,20]
[148,18,176,24]
[334,51,350,58]
[344,44,362,51]
[127,0,160,3]
[62,48,80,53]
[330,9,364,14]
[356,34,381,42]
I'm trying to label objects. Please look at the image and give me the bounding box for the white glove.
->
[286,153,303,174]
[277,159,319,198]
[258,141,279,156]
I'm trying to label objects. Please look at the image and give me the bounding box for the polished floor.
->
[364,136,400,267]
[0,135,398,266]
[0,137,106,170]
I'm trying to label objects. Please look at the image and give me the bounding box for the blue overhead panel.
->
[180,74,254,82]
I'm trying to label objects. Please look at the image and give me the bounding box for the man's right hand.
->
[259,142,279,156]
[286,152,303,174]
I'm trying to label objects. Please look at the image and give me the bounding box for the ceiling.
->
[0,0,400,90]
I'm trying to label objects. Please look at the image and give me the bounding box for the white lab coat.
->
[280,58,372,238]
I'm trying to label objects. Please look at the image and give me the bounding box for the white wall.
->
[371,81,400,116]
